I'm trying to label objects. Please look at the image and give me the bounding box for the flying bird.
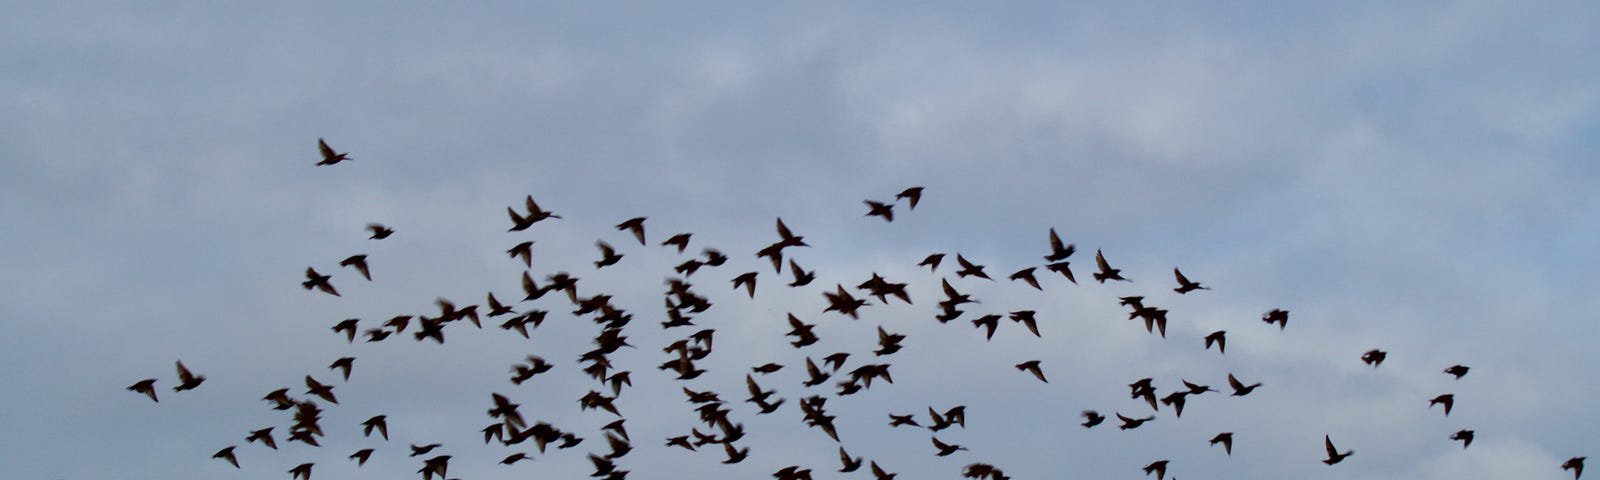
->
[1009,267,1041,290]
[301,267,339,296]
[662,233,692,253]
[507,241,534,267]
[864,200,895,222]
[838,446,863,472]
[932,436,968,456]
[1430,394,1455,416]
[1173,268,1207,293]
[339,254,371,281]
[331,318,359,343]
[1361,349,1387,367]
[615,217,647,245]
[1015,360,1047,383]
[1450,429,1474,448]
[1117,412,1155,430]
[1323,435,1354,465]
[127,378,158,402]
[1204,330,1227,354]
[1210,432,1234,455]
[954,254,991,280]
[1143,460,1169,480]
[896,186,924,209]
[173,361,205,391]
[212,446,239,468]
[289,462,313,480]
[1009,310,1040,337]
[732,272,758,299]
[328,357,355,381]
[1562,457,1585,479]
[1081,410,1105,428]
[361,415,388,440]
[1444,365,1470,379]
[594,240,623,268]
[366,223,393,239]
[1093,250,1129,283]
[1045,260,1076,284]
[316,138,349,166]
[1227,373,1262,396]
[1044,228,1075,261]
[919,253,945,272]
[1262,309,1289,329]
[349,448,374,466]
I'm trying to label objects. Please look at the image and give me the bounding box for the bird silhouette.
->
[173,361,205,391]
[288,462,313,480]
[919,253,945,272]
[870,460,897,480]
[316,138,349,166]
[328,357,355,381]
[212,446,238,468]
[1450,429,1473,448]
[246,427,277,450]
[932,436,968,456]
[366,223,393,239]
[732,272,758,298]
[1009,310,1040,337]
[361,415,388,440]
[838,446,864,472]
[1044,228,1075,262]
[339,254,371,281]
[864,200,895,222]
[1322,435,1353,465]
[507,241,534,267]
[615,217,647,245]
[1562,457,1585,479]
[1015,360,1047,383]
[1361,349,1387,367]
[1429,394,1455,416]
[1227,374,1262,396]
[331,318,359,343]
[788,260,816,287]
[1204,331,1226,354]
[1210,432,1233,455]
[896,187,924,209]
[1081,410,1105,428]
[349,448,374,466]
[1093,250,1129,283]
[593,240,623,268]
[954,254,992,280]
[301,267,339,296]
[127,378,158,402]
[662,233,692,253]
[1444,365,1470,379]
[1262,309,1289,329]
[1143,460,1169,480]
[1117,412,1155,430]
[1009,267,1042,291]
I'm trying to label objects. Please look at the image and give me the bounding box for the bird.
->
[1044,228,1075,262]
[662,233,692,253]
[1093,250,1129,283]
[1323,435,1354,465]
[1081,410,1106,428]
[594,240,623,268]
[787,260,816,287]
[245,427,277,450]
[328,357,355,381]
[1015,360,1047,383]
[1210,432,1234,455]
[1430,394,1455,416]
[173,361,205,391]
[870,461,897,480]
[1143,460,1169,480]
[932,436,968,456]
[1361,349,1387,367]
[507,241,534,267]
[361,415,388,440]
[896,186,924,209]
[212,446,238,468]
[732,272,758,299]
[615,217,647,245]
[1117,412,1155,430]
[722,442,749,464]
[1262,309,1289,329]
[301,267,339,296]
[349,448,374,466]
[339,254,371,281]
[1160,391,1189,417]
[366,223,393,239]
[1450,429,1474,448]
[127,378,158,402]
[410,443,443,457]
[304,375,337,403]
[1173,268,1207,293]
[1562,457,1585,479]
[1227,373,1261,396]
[1444,365,1470,379]
[288,462,313,480]
[1009,310,1040,337]
[972,314,1001,341]
[838,446,863,472]
[331,318,359,343]
[316,138,349,166]
[954,254,991,280]
[1204,330,1226,354]
[864,200,895,222]
[919,253,945,272]
[1009,267,1042,290]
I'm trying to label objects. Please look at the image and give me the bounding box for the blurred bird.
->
[1430,394,1455,416]
[1009,310,1040,337]
[289,462,313,480]
[1361,349,1387,367]
[1262,309,1289,329]
[732,272,758,299]
[896,187,924,209]
[1227,374,1261,396]
[507,241,534,268]
[331,318,359,343]
[128,378,158,402]
[366,223,393,239]
[1444,365,1470,379]
[246,427,277,449]
[1015,360,1047,383]
[954,254,991,280]
[839,446,863,472]
[1173,268,1207,293]
[173,361,205,391]
[871,461,896,480]
[1117,412,1155,430]
[302,267,339,296]
[615,217,647,245]
[361,415,388,440]
[1323,435,1353,465]
[1009,267,1041,291]
[1210,432,1233,455]
[662,233,692,253]
[932,436,968,456]
[1450,430,1474,449]
[594,240,623,269]
[340,254,371,281]
[1093,250,1129,283]
[1143,460,1169,480]
[1081,410,1105,428]
[349,448,373,466]
[1044,228,1075,262]
[1204,331,1227,354]
[919,253,945,272]
[212,446,238,468]
[328,357,355,381]
[1562,457,1584,479]
[864,200,895,222]
[316,138,349,166]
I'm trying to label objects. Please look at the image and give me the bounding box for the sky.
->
[3,2,1598,479]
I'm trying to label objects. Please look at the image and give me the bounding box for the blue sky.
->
[3,2,1597,479]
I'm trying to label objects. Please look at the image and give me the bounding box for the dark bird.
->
[774,466,813,480]
[173,361,205,391]
[823,352,849,371]
[316,138,349,166]
[366,223,393,240]
[1262,309,1289,329]
[1093,250,1129,283]
[1009,310,1040,337]
[1160,391,1189,417]
[839,446,864,472]
[889,413,921,428]
[787,260,816,287]
[340,254,371,281]
[972,314,1001,341]
[775,217,808,248]
[328,357,355,381]
[785,314,819,348]
[822,284,868,319]
[349,448,373,466]
[361,415,388,440]
[1173,268,1207,293]
[1117,412,1155,430]
[1361,349,1387,367]
[941,278,975,306]
[1182,379,1217,395]
[1562,457,1585,479]
[665,435,696,451]
[722,442,749,464]
[1204,330,1226,354]
[1143,460,1169,480]
[1009,267,1042,291]
[1323,435,1354,465]
[919,253,945,272]
[594,240,623,269]
[615,217,647,245]
[507,241,534,268]
[932,436,968,456]
[1444,365,1470,379]
[896,186,924,209]
[384,315,412,333]
[732,272,758,298]
[864,200,895,222]
[1450,429,1474,448]
[246,427,277,450]
[288,462,313,480]
[753,363,784,374]
[701,247,728,266]
[803,357,832,387]
[302,267,339,296]
[871,461,897,480]
[410,443,442,457]
[212,446,239,468]
[1227,374,1262,396]
[1015,360,1047,383]
[1045,261,1077,284]
[1430,394,1455,416]
[304,375,337,404]
[954,254,991,280]
[1210,432,1233,455]
[331,318,359,343]
[662,233,692,253]
[128,378,158,403]
[1081,410,1105,428]
[874,326,906,356]
[502,452,532,464]
[1044,228,1075,262]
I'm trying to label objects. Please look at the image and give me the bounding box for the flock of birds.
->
[123,138,1589,479]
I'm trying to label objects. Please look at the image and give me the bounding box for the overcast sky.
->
[4,2,1598,479]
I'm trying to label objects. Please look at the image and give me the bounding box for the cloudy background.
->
[3,2,1597,479]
